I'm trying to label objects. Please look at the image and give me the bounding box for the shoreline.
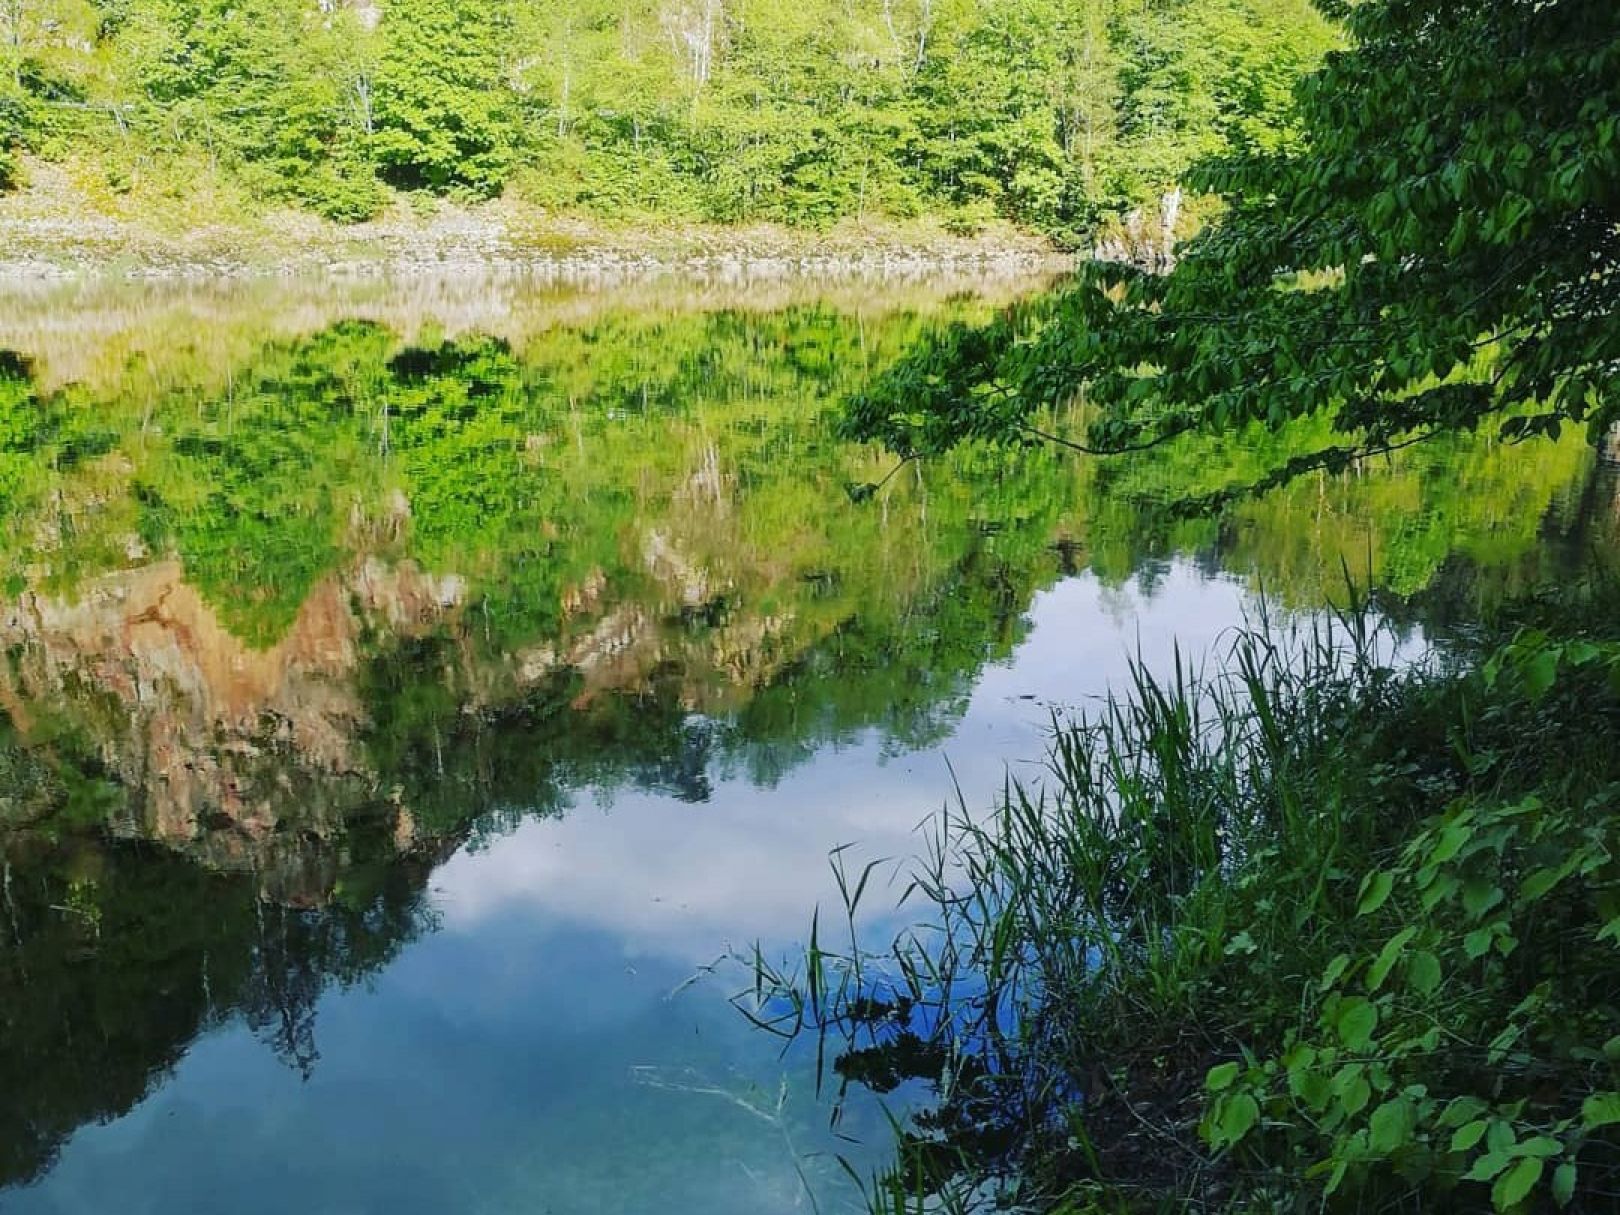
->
[0,266,1064,393]
[0,241,1073,285]
[0,179,1069,285]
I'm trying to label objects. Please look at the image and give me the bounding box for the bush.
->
[296,165,388,224]
[942,198,999,237]
[0,89,27,192]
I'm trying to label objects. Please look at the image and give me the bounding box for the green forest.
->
[0,0,1332,232]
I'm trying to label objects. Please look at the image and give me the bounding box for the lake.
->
[0,271,1612,1214]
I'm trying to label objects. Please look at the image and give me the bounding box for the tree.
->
[200,0,383,218]
[0,0,97,108]
[0,0,1336,228]
[852,0,1620,507]
[370,0,518,195]
[0,0,78,88]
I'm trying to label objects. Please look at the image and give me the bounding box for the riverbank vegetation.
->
[753,584,1620,1212]
[0,0,1333,236]
[848,0,1618,490]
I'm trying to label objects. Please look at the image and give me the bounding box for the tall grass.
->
[741,595,1620,1212]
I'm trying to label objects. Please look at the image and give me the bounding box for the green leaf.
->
[1325,1158,1349,1196]
[1368,927,1417,991]
[1553,1162,1577,1207]
[1463,880,1506,920]
[1408,950,1442,996]
[1320,952,1351,989]
[1439,1096,1488,1129]
[1217,1092,1260,1146]
[1465,928,1495,959]
[1368,1097,1416,1153]
[1452,1120,1489,1152]
[1566,641,1602,666]
[1519,866,1566,903]
[1422,872,1462,910]
[1582,1091,1620,1129]
[1224,930,1258,956]
[1357,871,1395,916]
[1330,1062,1365,1096]
[1206,1062,1241,1092]
[1341,1073,1372,1117]
[1465,1151,1512,1182]
[1521,649,1559,700]
[1292,1068,1331,1112]
[1513,1136,1562,1158]
[1493,1156,1542,1211]
[1335,997,1379,1051]
[1429,823,1472,865]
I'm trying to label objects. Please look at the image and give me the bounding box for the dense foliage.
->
[850,0,1620,497]
[0,0,1333,230]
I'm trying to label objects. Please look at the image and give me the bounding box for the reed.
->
[741,589,1620,1212]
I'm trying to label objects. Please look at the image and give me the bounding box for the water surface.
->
[0,273,1612,1213]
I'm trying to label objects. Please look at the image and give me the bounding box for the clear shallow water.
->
[0,275,1612,1213]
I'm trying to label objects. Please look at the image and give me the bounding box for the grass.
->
[742,583,1620,1212]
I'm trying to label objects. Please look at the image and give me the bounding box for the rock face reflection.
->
[6,561,375,854]
[0,284,1614,1196]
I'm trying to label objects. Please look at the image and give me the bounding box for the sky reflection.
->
[8,562,1263,1215]
[432,564,1259,962]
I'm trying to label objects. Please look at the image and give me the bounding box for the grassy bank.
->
[748,585,1620,1212]
[0,157,1061,282]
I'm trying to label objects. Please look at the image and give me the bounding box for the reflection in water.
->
[1,569,1263,1214]
[431,570,1265,958]
[0,829,442,1186]
[0,278,1616,1211]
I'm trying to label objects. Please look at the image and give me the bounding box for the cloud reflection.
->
[433,563,1261,962]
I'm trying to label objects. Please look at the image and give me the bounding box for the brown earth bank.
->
[0,534,813,876]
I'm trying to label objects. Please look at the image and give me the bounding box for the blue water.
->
[6,569,1260,1214]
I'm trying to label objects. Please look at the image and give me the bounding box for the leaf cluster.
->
[852,0,1620,496]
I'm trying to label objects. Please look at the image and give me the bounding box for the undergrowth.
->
[742,591,1620,1212]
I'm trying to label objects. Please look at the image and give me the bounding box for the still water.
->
[0,272,1612,1213]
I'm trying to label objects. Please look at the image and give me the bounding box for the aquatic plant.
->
[745,586,1620,1210]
